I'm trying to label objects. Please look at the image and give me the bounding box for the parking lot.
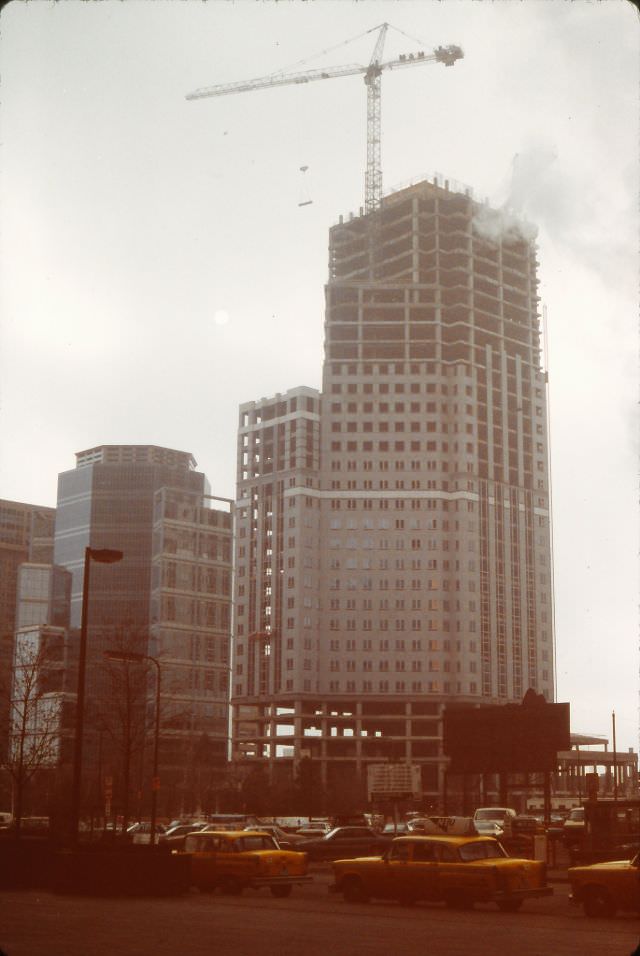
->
[1,869,638,956]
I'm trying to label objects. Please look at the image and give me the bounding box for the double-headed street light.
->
[103,649,161,848]
[70,546,123,843]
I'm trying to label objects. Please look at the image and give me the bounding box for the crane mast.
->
[364,22,388,215]
[187,23,463,213]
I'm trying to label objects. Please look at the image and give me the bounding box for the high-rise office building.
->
[11,564,74,770]
[54,445,232,806]
[232,178,553,804]
[0,500,56,766]
[0,500,55,664]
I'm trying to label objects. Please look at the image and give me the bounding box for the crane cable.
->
[265,22,389,78]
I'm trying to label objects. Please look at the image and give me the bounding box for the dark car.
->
[563,807,586,849]
[159,822,208,849]
[298,826,391,861]
[504,815,543,856]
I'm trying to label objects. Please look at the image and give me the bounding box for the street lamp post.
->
[104,650,161,848]
[70,546,123,844]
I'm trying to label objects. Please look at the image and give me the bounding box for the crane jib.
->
[186,27,463,212]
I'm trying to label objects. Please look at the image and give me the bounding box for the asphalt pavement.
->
[1,879,638,956]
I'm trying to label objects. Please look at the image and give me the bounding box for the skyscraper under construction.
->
[231,177,553,805]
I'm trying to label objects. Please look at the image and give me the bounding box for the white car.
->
[126,822,167,845]
[474,819,505,838]
[473,807,516,838]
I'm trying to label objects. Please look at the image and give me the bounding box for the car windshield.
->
[474,810,506,822]
[239,835,279,851]
[459,841,507,862]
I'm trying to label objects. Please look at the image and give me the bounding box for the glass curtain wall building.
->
[0,500,55,772]
[54,446,232,808]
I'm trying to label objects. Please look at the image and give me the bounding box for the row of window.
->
[240,395,318,427]
[327,618,443,631]
[162,597,230,627]
[328,516,475,529]
[234,677,508,696]
[330,401,475,415]
[325,680,471,695]
[328,365,542,388]
[329,371,475,390]
[325,659,459,673]
[157,630,229,661]
[160,665,228,695]
[330,421,477,438]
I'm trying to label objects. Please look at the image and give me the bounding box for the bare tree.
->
[94,650,148,833]
[1,629,64,833]
[91,628,203,829]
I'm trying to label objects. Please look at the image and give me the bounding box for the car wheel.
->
[270,884,293,898]
[583,886,616,919]
[220,875,243,896]
[497,899,523,913]
[342,876,370,904]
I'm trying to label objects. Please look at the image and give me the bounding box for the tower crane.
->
[186,22,463,214]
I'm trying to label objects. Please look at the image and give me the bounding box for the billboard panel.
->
[443,697,570,774]
[367,763,422,801]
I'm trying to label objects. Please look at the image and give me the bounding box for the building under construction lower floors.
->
[231,696,639,815]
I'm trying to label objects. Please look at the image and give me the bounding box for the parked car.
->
[501,815,546,857]
[1,816,50,836]
[512,815,542,833]
[382,822,411,836]
[563,807,586,849]
[159,822,208,849]
[569,850,640,917]
[126,822,167,844]
[473,820,505,839]
[176,829,311,897]
[408,817,477,837]
[331,835,553,911]
[544,812,569,842]
[295,825,331,838]
[298,826,391,861]
[206,814,262,829]
[242,825,306,850]
[473,808,517,838]
[330,814,371,828]
[167,818,207,831]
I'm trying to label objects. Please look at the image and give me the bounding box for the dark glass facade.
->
[53,446,232,798]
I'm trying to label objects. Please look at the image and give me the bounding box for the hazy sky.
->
[1,0,638,753]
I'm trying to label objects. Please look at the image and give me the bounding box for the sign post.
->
[367,763,421,825]
[104,775,113,829]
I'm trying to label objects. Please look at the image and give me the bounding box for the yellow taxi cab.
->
[569,850,640,917]
[331,834,552,911]
[176,829,311,897]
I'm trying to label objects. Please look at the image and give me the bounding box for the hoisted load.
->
[298,165,313,207]
[187,22,463,214]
